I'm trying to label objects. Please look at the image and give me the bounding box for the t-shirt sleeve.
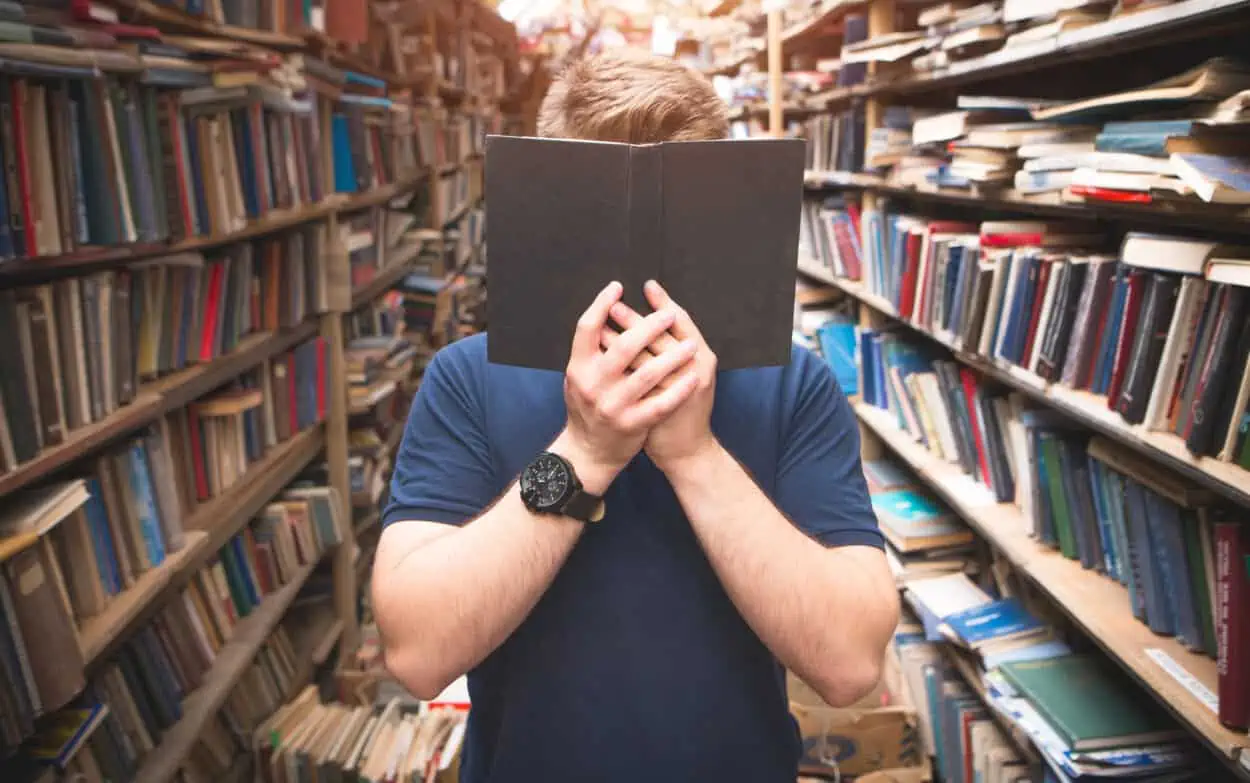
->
[774,347,884,550]
[382,342,499,528]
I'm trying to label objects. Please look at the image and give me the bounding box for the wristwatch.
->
[519,451,605,522]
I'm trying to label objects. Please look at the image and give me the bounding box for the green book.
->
[999,654,1183,751]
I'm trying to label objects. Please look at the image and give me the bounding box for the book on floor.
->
[484,135,806,370]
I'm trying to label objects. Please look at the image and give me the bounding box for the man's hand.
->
[559,281,701,494]
[604,280,718,474]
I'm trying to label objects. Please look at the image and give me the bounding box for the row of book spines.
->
[0,241,324,471]
[72,595,308,783]
[0,76,324,260]
[220,625,303,736]
[859,332,1250,730]
[861,336,1216,648]
[40,338,330,629]
[843,209,1250,468]
[803,108,868,173]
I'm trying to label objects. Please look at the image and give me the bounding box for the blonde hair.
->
[537,49,730,144]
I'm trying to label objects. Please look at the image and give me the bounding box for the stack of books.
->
[255,688,466,782]
[865,457,977,582]
[903,573,1199,781]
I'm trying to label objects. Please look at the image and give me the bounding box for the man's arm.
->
[373,430,595,699]
[374,282,699,699]
[662,442,899,707]
[609,281,899,707]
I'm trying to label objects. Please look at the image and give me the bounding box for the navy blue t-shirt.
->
[383,333,881,783]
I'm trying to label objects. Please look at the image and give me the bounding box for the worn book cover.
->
[485,135,806,370]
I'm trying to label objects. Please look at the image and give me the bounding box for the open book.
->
[484,135,806,370]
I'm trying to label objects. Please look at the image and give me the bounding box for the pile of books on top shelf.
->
[846,1,1188,83]
[852,319,1250,732]
[901,572,1202,781]
[839,58,1250,206]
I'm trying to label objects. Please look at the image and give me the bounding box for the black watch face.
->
[521,453,571,509]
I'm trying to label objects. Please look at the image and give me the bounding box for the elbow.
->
[382,644,458,701]
[806,655,885,708]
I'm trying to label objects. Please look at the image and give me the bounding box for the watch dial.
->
[522,454,570,508]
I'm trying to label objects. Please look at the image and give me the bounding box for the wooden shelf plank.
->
[854,402,1249,768]
[799,264,1250,509]
[353,510,380,537]
[83,424,325,664]
[79,530,209,663]
[132,559,321,783]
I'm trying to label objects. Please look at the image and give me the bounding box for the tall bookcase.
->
[0,1,519,779]
[761,0,1250,780]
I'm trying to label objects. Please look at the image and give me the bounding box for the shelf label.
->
[1145,648,1218,715]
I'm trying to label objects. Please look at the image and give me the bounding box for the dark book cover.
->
[484,135,805,371]
[1187,286,1249,454]
[1118,273,1180,424]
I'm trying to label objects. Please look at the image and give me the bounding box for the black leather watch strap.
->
[561,490,604,523]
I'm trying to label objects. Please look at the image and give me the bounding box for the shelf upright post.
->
[767,6,783,137]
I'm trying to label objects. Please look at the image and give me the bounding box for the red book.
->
[1068,185,1152,204]
[10,79,37,258]
[980,232,1044,248]
[199,260,224,362]
[102,23,162,40]
[163,95,196,237]
[960,368,992,487]
[898,230,922,320]
[1216,520,1249,730]
[1107,269,1147,407]
[1020,259,1052,366]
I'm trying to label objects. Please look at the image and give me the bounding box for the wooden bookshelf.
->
[350,240,429,310]
[0,175,430,283]
[78,530,209,663]
[0,320,320,501]
[798,262,1250,509]
[82,424,326,664]
[131,558,323,783]
[855,402,1248,770]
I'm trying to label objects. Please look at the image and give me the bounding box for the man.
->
[373,49,898,782]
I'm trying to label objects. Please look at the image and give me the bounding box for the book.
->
[485,135,806,370]
[998,653,1184,751]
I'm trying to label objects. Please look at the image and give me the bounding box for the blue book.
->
[1172,153,1250,201]
[943,597,1044,646]
[82,479,121,596]
[127,442,167,567]
[234,110,260,218]
[871,489,968,551]
[229,535,261,608]
[816,319,857,395]
[331,114,357,193]
[1092,266,1127,395]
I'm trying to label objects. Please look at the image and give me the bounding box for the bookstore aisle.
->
[756,0,1250,780]
[0,0,526,779]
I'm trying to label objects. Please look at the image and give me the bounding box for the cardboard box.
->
[788,647,930,780]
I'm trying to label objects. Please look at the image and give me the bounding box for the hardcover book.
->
[484,135,806,370]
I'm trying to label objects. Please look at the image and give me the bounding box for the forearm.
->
[374,430,612,698]
[375,484,583,697]
[664,440,898,705]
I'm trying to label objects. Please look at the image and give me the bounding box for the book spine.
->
[1215,520,1249,730]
